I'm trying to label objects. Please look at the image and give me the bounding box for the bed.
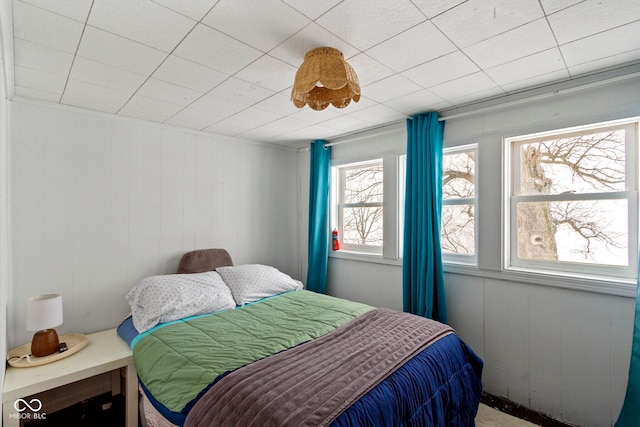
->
[117,249,483,427]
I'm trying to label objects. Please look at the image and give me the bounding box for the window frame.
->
[441,144,478,266]
[330,154,404,263]
[504,119,639,280]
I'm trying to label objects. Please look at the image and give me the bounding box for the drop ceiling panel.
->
[13,1,84,53]
[150,0,219,21]
[136,78,202,107]
[560,21,640,69]
[13,39,74,77]
[172,24,262,75]
[366,21,457,72]
[316,0,425,51]
[152,55,227,93]
[547,0,640,45]
[234,55,297,92]
[6,0,640,147]
[281,0,342,20]
[76,27,166,75]
[432,0,544,48]
[201,0,309,52]
[484,48,567,86]
[70,56,147,93]
[402,51,480,88]
[18,0,92,23]
[463,18,557,69]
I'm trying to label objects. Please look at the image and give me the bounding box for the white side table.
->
[2,328,137,427]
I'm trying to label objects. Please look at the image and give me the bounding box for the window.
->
[442,145,477,263]
[506,119,638,279]
[335,159,384,253]
[331,155,404,260]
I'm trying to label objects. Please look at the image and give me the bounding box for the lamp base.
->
[31,329,59,357]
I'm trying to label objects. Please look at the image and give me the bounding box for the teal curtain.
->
[402,112,447,323]
[616,257,640,426]
[306,140,331,294]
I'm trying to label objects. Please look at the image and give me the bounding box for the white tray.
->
[7,333,89,367]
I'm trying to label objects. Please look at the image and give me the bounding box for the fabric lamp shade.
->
[26,294,63,331]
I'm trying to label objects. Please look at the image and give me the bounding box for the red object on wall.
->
[332,229,340,251]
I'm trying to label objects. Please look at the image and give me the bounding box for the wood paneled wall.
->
[8,100,300,348]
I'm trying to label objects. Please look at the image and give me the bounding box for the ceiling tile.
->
[347,104,407,124]
[136,78,202,107]
[164,107,218,130]
[446,86,505,106]
[539,0,584,15]
[548,0,640,45]
[384,89,451,115]
[12,0,84,53]
[402,51,480,88]
[76,27,167,75]
[118,95,184,123]
[560,21,640,68]
[188,93,247,119]
[14,65,66,95]
[500,69,571,94]
[463,18,557,69]
[203,107,281,136]
[88,0,196,52]
[432,0,544,48]
[320,114,371,132]
[345,53,395,87]
[268,22,359,68]
[13,39,74,77]
[366,21,457,72]
[484,48,567,86]
[316,0,425,51]
[363,74,421,103]
[150,0,219,21]
[173,23,262,75]
[14,86,62,102]
[280,0,342,20]
[202,0,309,52]
[62,79,131,113]
[152,55,227,93]
[429,72,503,103]
[235,55,297,92]
[263,124,337,144]
[18,0,92,22]
[207,77,275,107]
[411,0,467,19]
[70,56,147,93]
[253,91,303,117]
[567,51,640,77]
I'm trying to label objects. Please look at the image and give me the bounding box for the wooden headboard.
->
[176,248,233,274]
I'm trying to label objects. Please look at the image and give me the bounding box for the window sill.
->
[444,262,637,298]
[328,250,402,267]
[326,254,637,298]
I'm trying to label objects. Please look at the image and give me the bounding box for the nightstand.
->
[2,329,137,427]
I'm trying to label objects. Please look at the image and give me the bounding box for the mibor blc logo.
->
[11,398,47,420]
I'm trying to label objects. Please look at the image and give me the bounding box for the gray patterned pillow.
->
[126,271,235,332]
[216,264,303,306]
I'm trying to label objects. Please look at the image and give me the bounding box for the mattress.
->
[118,290,483,426]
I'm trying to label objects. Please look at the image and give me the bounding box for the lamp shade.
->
[26,294,63,331]
[291,47,361,111]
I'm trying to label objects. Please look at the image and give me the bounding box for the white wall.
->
[0,37,9,397]
[298,71,640,426]
[8,100,300,348]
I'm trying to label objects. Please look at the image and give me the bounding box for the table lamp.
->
[26,294,63,357]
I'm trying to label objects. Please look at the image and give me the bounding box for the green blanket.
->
[133,290,372,413]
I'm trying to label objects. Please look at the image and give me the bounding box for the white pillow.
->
[126,271,235,333]
[216,264,303,305]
